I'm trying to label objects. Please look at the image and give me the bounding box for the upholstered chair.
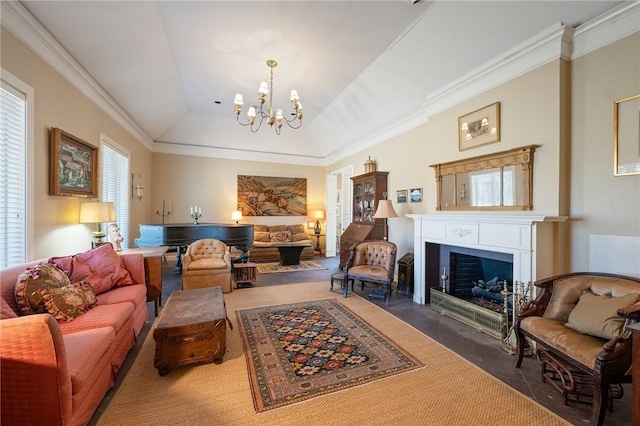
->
[181,239,232,293]
[343,240,397,306]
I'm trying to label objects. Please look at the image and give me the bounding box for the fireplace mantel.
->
[407,214,567,305]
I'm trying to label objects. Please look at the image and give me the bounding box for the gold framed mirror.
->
[614,94,640,176]
[430,145,539,211]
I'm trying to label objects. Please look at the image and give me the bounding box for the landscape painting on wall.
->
[237,175,307,216]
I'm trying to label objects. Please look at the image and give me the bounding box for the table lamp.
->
[80,202,116,247]
[372,199,398,241]
[231,210,243,224]
[312,210,325,234]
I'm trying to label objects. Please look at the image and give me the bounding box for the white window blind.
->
[0,84,27,268]
[101,143,129,249]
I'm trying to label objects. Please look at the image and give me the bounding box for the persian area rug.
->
[236,299,424,412]
[257,261,327,274]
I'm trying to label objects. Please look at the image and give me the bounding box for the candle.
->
[198,207,201,214]
[190,207,193,214]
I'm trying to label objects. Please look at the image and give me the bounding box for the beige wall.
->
[326,60,569,263]
[1,28,153,259]
[149,153,325,232]
[570,33,640,271]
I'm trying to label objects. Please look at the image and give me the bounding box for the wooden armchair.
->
[182,239,232,293]
[343,240,397,306]
[514,272,640,426]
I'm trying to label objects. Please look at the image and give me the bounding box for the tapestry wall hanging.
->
[237,175,307,216]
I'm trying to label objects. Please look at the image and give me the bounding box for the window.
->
[0,73,33,267]
[101,136,129,249]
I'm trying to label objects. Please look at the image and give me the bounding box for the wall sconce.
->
[132,173,143,201]
[231,210,243,224]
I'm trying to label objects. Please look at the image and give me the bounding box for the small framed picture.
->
[397,189,408,203]
[410,188,422,203]
[307,221,316,229]
[458,102,500,151]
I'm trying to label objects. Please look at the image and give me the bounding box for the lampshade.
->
[79,202,116,224]
[373,200,398,219]
[312,210,325,219]
[231,210,243,223]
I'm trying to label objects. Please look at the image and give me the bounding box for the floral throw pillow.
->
[43,281,97,323]
[270,231,291,243]
[14,263,70,315]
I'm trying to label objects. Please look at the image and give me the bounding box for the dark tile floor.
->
[90,255,632,425]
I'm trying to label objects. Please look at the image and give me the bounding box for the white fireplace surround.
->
[407,214,567,305]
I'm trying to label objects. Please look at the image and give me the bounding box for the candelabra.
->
[155,200,172,224]
[440,267,448,293]
[190,205,202,225]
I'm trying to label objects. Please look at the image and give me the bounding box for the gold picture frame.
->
[49,128,99,197]
[614,93,640,176]
[458,102,500,151]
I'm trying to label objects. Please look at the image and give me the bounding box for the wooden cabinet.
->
[628,322,640,425]
[339,171,388,268]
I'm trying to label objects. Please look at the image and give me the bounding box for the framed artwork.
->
[237,175,307,216]
[397,189,408,203]
[49,127,98,197]
[307,221,315,229]
[458,102,500,151]
[410,188,423,203]
[614,93,640,176]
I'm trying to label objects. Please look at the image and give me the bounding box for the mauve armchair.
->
[182,239,232,293]
[343,240,397,306]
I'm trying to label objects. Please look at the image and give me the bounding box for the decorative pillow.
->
[254,225,269,233]
[254,231,271,243]
[1,297,18,319]
[268,225,287,232]
[43,281,97,323]
[14,263,70,315]
[270,231,291,243]
[291,232,308,242]
[287,224,305,235]
[49,243,134,295]
[565,291,640,340]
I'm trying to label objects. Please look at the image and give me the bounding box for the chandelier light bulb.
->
[233,59,303,135]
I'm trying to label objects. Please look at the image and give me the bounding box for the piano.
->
[134,223,254,272]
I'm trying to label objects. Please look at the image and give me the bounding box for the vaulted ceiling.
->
[14,1,625,165]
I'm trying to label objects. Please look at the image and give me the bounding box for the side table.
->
[309,233,325,253]
[118,246,169,316]
[233,262,258,288]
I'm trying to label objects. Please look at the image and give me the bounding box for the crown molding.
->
[571,1,640,59]
[1,1,155,151]
[153,141,325,167]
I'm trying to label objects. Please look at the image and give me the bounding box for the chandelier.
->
[233,60,303,135]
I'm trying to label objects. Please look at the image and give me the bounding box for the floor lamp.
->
[373,199,398,241]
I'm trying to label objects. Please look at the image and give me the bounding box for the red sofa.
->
[0,245,148,426]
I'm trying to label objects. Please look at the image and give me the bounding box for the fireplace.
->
[407,214,567,336]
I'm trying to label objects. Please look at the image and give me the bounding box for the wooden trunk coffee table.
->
[153,286,230,376]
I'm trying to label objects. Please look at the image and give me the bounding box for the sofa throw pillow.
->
[15,263,70,315]
[565,291,639,340]
[286,224,305,235]
[255,231,271,243]
[43,281,97,323]
[268,225,287,232]
[254,225,269,233]
[291,232,308,242]
[1,297,18,319]
[270,231,291,243]
[49,243,134,295]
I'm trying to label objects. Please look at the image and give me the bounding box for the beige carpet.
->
[97,282,570,426]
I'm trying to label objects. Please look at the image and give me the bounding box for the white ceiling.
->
[17,1,625,164]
